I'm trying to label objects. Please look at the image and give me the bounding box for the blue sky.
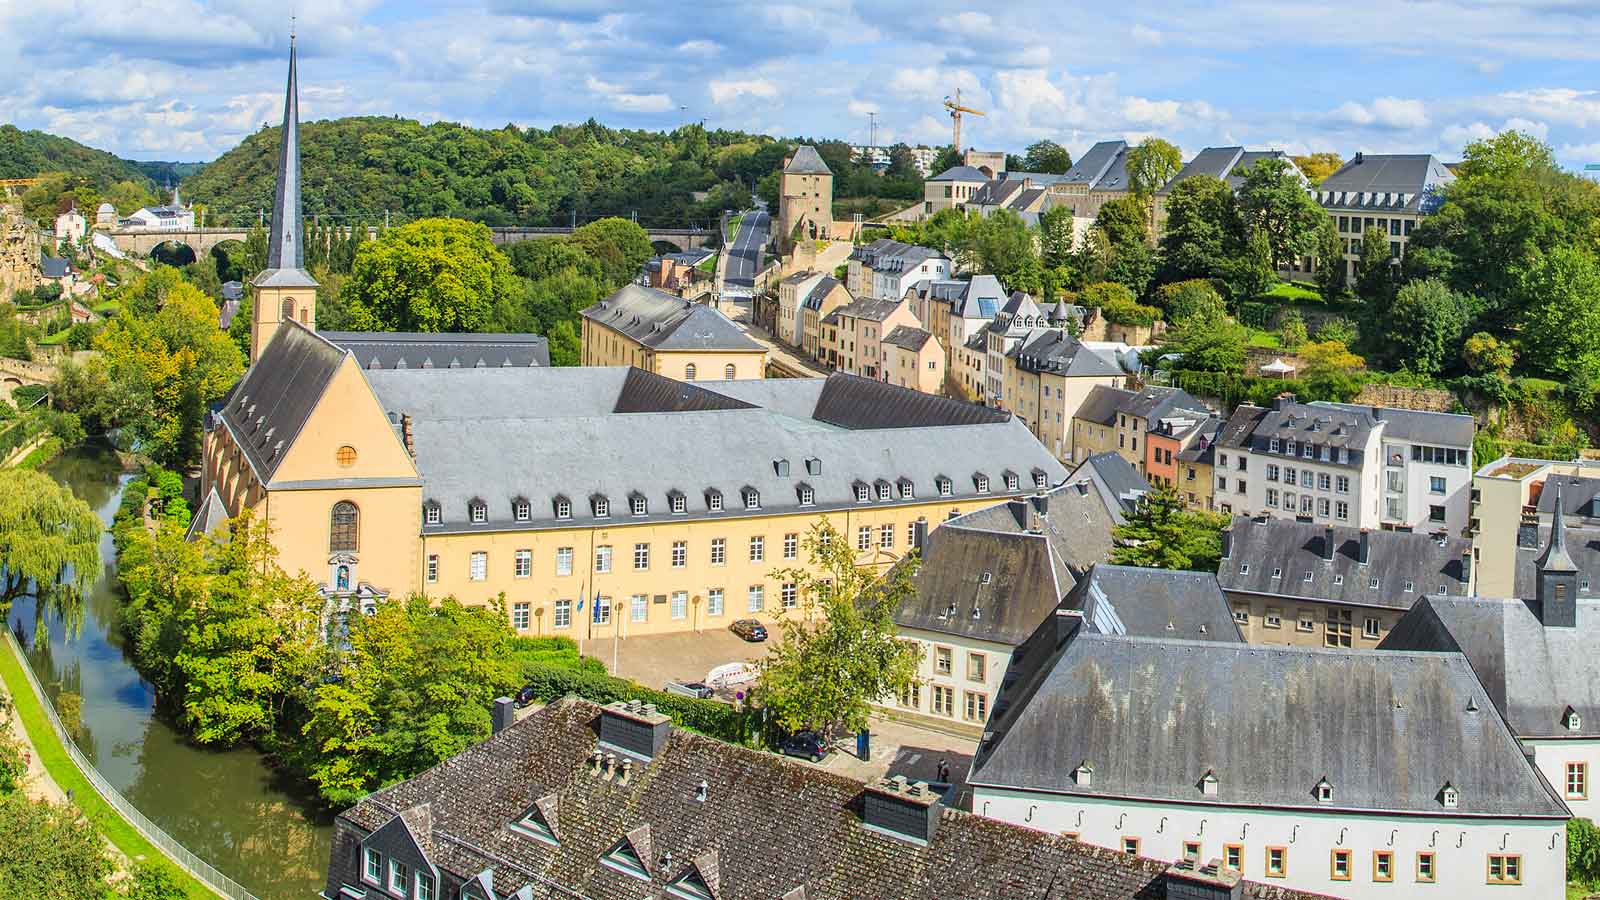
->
[4,0,1600,168]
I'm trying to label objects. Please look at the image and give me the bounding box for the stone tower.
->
[778,145,833,244]
[1535,484,1580,628]
[250,34,318,361]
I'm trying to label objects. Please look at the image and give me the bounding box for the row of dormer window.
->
[1267,437,1352,465]
[419,469,1049,525]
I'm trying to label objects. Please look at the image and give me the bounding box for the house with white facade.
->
[1213,396,1472,533]
[970,628,1569,899]
[53,206,87,245]
[1383,488,1600,824]
[124,187,195,231]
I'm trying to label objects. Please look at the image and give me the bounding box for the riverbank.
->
[0,631,218,899]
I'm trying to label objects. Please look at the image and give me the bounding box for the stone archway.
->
[150,240,197,267]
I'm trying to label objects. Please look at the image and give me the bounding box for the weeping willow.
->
[0,468,102,633]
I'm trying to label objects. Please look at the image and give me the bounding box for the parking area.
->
[591,627,772,691]
[819,715,980,809]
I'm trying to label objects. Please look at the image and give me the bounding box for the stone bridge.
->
[0,357,54,404]
[106,224,713,258]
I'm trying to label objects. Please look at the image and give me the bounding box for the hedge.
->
[520,663,759,744]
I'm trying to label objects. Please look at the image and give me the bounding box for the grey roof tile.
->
[1067,564,1243,642]
[219,321,347,482]
[323,331,551,369]
[580,285,764,352]
[783,145,833,175]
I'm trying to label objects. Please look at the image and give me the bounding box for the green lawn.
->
[0,637,219,899]
[697,250,719,274]
[1256,281,1322,303]
[726,213,744,237]
[37,329,71,346]
[90,301,118,315]
[1247,330,1282,349]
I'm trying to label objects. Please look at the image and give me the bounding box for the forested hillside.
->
[0,125,152,186]
[182,116,790,228]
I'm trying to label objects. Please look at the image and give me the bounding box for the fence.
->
[3,629,260,900]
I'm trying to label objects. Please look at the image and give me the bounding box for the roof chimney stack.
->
[1162,858,1243,900]
[492,697,515,735]
[1220,527,1233,560]
[861,776,942,844]
[599,700,672,760]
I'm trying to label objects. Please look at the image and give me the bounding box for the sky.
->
[4,0,1600,169]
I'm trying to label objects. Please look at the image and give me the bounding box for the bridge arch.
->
[151,240,197,267]
[211,239,250,283]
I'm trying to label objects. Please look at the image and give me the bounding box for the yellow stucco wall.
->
[581,317,766,381]
[251,285,316,361]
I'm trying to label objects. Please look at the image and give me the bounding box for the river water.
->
[6,443,332,900]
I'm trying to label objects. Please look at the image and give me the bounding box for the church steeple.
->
[1535,483,1579,628]
[250,32,318,360]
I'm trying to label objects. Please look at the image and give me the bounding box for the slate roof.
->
[363,368,1062,532]
[881,325,933,352]
[218,299,241,330]
[39,255,69,278]
[220,280,244,301]
[1010,329,1126,377]
[1317,154,1455,214]
[1122,385,1207,423]
[322,331,551,369]
[217,321,348,483]
[799,275,842,310]
[822,295,904,324]
[1217,516,1472,610]
[927,164,991,182]
[1066,564,1242,643]
[1083,452,1151,513]
[580,285,764,352]
[253,36,318,290]
[1381,595,1600,738]
[1218,398,1375,469]
[1314,401,1474,447]
[971,633,1567,818]
[783,144,833,175]
[327,698,1323,900]
[1175,417,1223,463]
[1061,140,1128,189]
[184,487,231,541]
[1074,385,1135,426]
[1157,147,1293,194]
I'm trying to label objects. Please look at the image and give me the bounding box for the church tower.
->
[1535,484,1580,628]
[250,33,318,361]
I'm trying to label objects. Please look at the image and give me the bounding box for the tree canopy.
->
[344,218,518,333]
[0,468,102,620]
[1110,484,1230,571]
[1126,138,1183,196]
[1022,140,1073,174]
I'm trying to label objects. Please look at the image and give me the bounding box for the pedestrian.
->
[937,758,950,783]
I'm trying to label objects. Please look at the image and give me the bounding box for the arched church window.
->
[685,364,696,381]
[330,501,359,552]
[281,298,295,321]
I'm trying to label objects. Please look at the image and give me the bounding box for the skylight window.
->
[601,836,651,881]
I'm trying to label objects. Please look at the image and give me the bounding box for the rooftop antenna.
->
[868,111,878,148]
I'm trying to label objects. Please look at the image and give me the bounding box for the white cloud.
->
[1131,24,1163,46]
[676,39,720,54]
[708,78,778,104]
[1328,96,1430,130]
[847,99,878,117]
[584,76,674,113]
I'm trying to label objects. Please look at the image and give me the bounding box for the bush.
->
[1571,818,1600,887]
[519,663,758,744]
[10,385,48,409]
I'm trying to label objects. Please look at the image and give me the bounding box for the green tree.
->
[759,520,920,743]
[1463,331,1515,377]
[1156,279,1226,325]
[1235,158,1327,270]
[299,595,524,806]
[969,210,1042,294]
[567,217,655,291]
[124,863,189,900]
[1160,305,1248,373]
[1157,174,1243,287]
[1278,310,1307,350]
[1290,152,1343,186]
[344,218,518,333]
[0,469,101,618]
[0,792,113,900]
[1387,278,1471,376]
[1037,206,1076,271]
[1312,316,1357,347]
[1022,140,1072,174]
[1355,225,1395,303]
[1518,245,1600,382]
[92,278,244,467]
[1125,137,1182,196]
[1313,220,1346,302]
[1110,484,1229,571]
[1298,340,1366,400]
[1226,227,1275,300]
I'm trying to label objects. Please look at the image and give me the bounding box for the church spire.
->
[265,32,305,273]
[1537,484,1578,573]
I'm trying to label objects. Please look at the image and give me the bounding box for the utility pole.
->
[867,111,878,149]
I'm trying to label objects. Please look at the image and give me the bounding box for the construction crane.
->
[943,89,985,153]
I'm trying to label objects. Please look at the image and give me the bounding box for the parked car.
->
[778,731,828,763]
[513,685,538,708]
[730,619,768,642]
[664,680,715,699]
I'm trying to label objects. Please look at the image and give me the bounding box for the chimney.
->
[599,700,672,760]
[401,414,415,457]
[1354,151,1364,164]
[492,697,515,735]
[1163,859,1243,900]
[1007,498,1029,529]
[1358,529,1371,566]
[1272,393,1296,411]
[1030,492,1050,519]
[1371,405,1384,421]
[861,776,942,844]
[911,519,928,552]
[1460,550,1473,588]
[1321,527,1335,562]
[1220,528,1232,560]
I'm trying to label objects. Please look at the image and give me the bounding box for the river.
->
[6,443,332,900]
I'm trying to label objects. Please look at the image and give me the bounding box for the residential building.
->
[971,629,1569,899]
[880,325,944,393]
[1068,384,1206,470]
[1175,417,1222,510]
[93,202,116,229]
[1047,140,1132,222]
[921,165,991,217]
[1213,396,1472,532]
[983,291,1053,406]
[908,274,1005,396]
[124,186,195,231]
[322,698,1324,900]
[1217,516,1472,648]
[1315,152,1456,284]
[1469,458,1600,596]
[776,271,824,346]
[641,249,714,294]
[798,276,850,360]
[1003,328,1125,461]
[580,284,767,381]
[38,254,72,285]
[778,144,834,242]
[885,460,1140,733]
[818,295,919,379]
[845,239,949,300]
[53,205,86,244]
[1148,411,1219,492]
[1383,496,1600,821]
[1152,147,1302,239]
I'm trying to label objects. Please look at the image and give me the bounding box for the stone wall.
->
[1352,383,1456,412]
[0,206,41,297]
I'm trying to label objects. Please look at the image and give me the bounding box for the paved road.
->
[723,209,768,289]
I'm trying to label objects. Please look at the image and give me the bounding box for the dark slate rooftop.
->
[1217,516,1472,610]
[926,164,991,182]
[40,255,70,278]
[821,295,904,324]
[881,324,933,352]
[1011,329,1125,377]
[808,373,1007,429]
[322,331,551,369]
[1317,153,1455,214]
[799,275,842,311]
[328,698,1324,900]
[1381,595,1600,738]
[1314,401,1474,447]
[1083,452,1149,513]
[1121,385,1207,423]
[580,284,764,352]
[783,144,833,175]
[1075,385,1135,426]
[1175,417,1223,464]
[1061,140,1128,188]
[971,633,1567,818]
[1066,564,1242,643]
[218,320,348,483]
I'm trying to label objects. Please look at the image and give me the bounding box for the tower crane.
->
[943,89,985,153]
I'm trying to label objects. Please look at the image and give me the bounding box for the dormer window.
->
[1404,580,1414,592]
[898,479,914,499]
[592,495,610,518]
[797,484,815,506]
[469,499,488,524]
[1073,762,1093,787]
[855,482,870,503]
[511,795,560,846]
[706,489,723,512]
[1032,469,1048,489]
[1285,440,1296,456]
[423,501,441,526]
[1440,783,1459,809]
[742,487,761,510]
[805,457,822,476]
[554,496,572,520]
[976,473,990,493]
[1271,567,1282,579]
[1200,770,1219,796]
[876,480,892,501]
[1239,564,1250,575]
[1302,443,1314,459]
[1314,778,1334,804]
[669,491,686,514]
[1333,574,1344,585]
[1566,708,1583,732]
[630,494,647,516]
[602,833,651,881]
[937,476,953,497]
[1302,571,1313,582]
[1004,471,1020,491]
[513,498,531,522]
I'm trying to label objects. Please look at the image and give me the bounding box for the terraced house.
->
[579,283,768,382]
